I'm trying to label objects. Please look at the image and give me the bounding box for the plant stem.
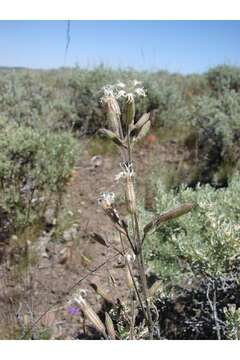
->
[134,212,154,339]
[125,130,154,339]
[119,233,147,321]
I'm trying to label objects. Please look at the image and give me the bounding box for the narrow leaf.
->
[90,283,115,305]
[134,120,151,142]
[80,300,106,336]
[143,203,193,236]
[99,128,127,148]
[148,280,162,298]
[105,312,116,340]
[130,113,150,134]
[91,232,109,248]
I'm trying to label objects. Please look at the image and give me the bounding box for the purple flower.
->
[67,306,79,316]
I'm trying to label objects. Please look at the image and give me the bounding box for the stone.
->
[63,225,78,242]
[44,208,56,226]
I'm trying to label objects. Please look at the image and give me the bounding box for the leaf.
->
[134,120,151,142]
[130,113,150,133]
[91,232,109,247]
[143,203,193,237]
[80,254,92,267]
[98,128,127,148]
[80,299,106,336]
[148,280,162,298]
[105,312,116,340]
[108,273,117,288]
[90,283,115,305]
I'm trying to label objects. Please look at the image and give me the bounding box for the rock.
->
[44,208,56,226]
[42,252,49,259]
[35,232,51,258]
[63,225,78,242]
[58,247,71,264]
[90,155,103,168]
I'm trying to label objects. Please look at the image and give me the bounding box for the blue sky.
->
[0,20,240,74]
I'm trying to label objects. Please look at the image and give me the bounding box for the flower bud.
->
[122,94,135,130]
[100,92,121,136]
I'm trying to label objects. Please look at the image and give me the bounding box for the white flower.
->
[100,80,147,105]
[126,93,134,103]
[114,171,125,182]
[100,87,121,116]
[116,89,127,99]
[97,192,115,207]
[115,162,134,182]
[120,161,134,177]
[101,85,115,97]
[73,289,87,306]
[135,87,147,97]
[116,81,126,89]
[133,79,142,87]
[74,294,86,306]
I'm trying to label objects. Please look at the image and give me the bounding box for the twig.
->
[206,280,221,340]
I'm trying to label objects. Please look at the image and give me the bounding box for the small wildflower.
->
[135,87,147,97]
[114,171,125,182]
[73,288,87,304]
[100,91,120,116]
[126,93,135,103]
[121,161,134,177]
[67,306,79,316]
[116,81,126,89]
[133,79,142,87]
[101,85,115,97]
[97,192,115,207]
[97,191,128,235]
[115,162,134,182]
[116,89,127,98]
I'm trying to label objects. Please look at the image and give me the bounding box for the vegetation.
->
[143,173,240,284]
[0,121,77,239]
[1,64,240,340]
[1,64,240,186]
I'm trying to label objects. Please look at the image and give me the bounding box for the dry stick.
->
[206,281,221,340]
[20,249,128,339]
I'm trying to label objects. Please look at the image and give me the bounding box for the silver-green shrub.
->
[0,121,77,237]
[143,173,240,285]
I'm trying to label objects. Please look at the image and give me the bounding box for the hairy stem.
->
[125,130,154,339]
